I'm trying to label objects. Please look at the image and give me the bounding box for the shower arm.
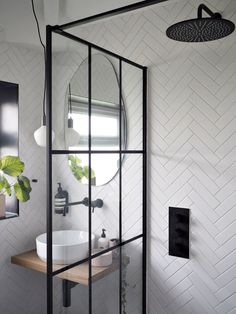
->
[197,4,221,19]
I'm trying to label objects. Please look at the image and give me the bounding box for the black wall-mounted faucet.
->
[63,197,103,216]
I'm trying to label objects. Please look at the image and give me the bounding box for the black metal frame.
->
[46,3,148,311]
[53,0,167,30]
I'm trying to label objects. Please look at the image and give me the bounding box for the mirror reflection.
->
[65,54,127,186]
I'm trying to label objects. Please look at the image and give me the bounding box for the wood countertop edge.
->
[11,249,130,286]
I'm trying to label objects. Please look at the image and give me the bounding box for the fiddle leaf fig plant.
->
[0,156,32,202]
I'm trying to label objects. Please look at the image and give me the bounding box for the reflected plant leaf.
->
[68,155,96,182]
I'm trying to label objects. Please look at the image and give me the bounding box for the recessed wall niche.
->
[0,80,19,219]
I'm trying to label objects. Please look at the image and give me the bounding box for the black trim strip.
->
[119,59,122,314]
[52,149,144,154]
[88,46,92,314]
[46,25,53,314]
[142,67,148,314]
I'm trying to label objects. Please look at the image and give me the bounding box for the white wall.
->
[75,0,236,313]
[0,41,46,314]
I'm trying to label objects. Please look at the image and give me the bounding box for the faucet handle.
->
[93,199,103,208]
[81,197,103,211]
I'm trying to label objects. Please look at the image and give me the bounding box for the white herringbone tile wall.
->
[0,41,47,314]
[74,0,236,313]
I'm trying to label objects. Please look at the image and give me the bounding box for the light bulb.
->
[34,124,55,147]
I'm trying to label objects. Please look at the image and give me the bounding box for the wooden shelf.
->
[0,212,18,220]
[11,250,129,286]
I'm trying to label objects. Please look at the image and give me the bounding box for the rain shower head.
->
[166,3,235,42]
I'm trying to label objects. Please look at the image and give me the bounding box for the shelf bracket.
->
[62,279,78,307]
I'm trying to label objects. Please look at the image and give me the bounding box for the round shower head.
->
[166,4,235,42]
[166,18,235,42]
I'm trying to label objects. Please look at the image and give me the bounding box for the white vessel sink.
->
[36,230,95,265]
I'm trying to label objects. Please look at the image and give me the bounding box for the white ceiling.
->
[0,0,154,48]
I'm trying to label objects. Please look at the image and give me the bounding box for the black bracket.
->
[197,3,222,19]
[62,279,78,307]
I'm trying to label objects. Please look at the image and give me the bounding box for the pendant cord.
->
[31,0,46,121]
[69,84,72,116]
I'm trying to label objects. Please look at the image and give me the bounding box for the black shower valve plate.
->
[169,207,190,259]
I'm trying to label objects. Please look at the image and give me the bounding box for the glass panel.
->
[53,261,89,314]
[51,32,88,151]
[122,154,143,241]
[50,34,145,314]
[52,154,89,271]
[90,152,120,187]
[91,153,119,255]
[92,249,120,314]
[122,62,143,151]
[91,50,120,153]
[122,239,143,313]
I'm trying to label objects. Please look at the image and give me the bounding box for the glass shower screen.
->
[46,25,147,314]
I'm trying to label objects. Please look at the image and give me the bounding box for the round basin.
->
[36,230,95,265]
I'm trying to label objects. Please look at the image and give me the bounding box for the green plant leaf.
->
[68,155,81,165]
[69,164,84,181]
[0,176,5,190]
[14,176,32,202]
[0,176,11,196]
[83,166,96,179]
[68,155,84,181]
[68,155,96,182]
[19,176,32,192]
[0,156,24,177]
[4,179,11,196]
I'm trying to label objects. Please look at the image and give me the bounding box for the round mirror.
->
[65,54,127,186]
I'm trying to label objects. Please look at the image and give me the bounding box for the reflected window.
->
[69,102,120,186]
[0,80,19,217]
[70,96,120,149]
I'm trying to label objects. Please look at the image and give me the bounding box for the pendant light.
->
[31,0,55,147]
[66,84,80,147]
